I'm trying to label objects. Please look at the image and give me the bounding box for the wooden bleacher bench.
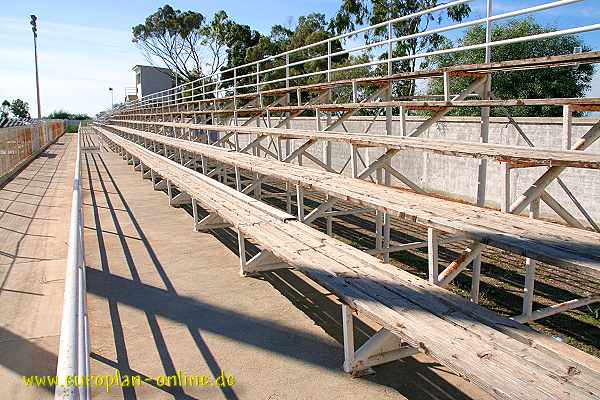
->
[112,96,600,117]
[95,126,600,399]
[98,124,600,276]
[257,97,600,114]
[110,119,600,169]
[119,52,600,112]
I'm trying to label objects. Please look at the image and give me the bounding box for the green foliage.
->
[330,0,471,96]
[65,124,80,133]
[1,100,9,119]
[10,99,30,119]
[201,10,234,74]
[135,2,472,95]
[227,13,347,92]
[222,23,262,70]
[131,4,594,120]
[47,110,91,120]
[133,5,263,82]
[425,19,594,117]
[132,5,205,81]
[47,110,71,119]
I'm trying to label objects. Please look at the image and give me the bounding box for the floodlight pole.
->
[31,15,41,120]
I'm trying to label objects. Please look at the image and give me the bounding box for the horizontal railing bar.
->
[55,126,89,399]
[114,0,590,113]
[112,0,474,109]
[183,0,588,96]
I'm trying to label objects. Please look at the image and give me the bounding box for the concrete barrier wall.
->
[234,116,600,225]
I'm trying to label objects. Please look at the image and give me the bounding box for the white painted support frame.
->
[191,199,232,232]
[237,232,288,276]
[342,304,418,375]
[166,180,192,206]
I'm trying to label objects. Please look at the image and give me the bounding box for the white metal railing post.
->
[382,20,395,262]
[327,40,332,82]
[485,0,493,64]
[233,67,238,125]
[472,0,495,296]
[233,67,237,96]
[285,54,291,159]
[256,63,260,93]
[477,0,494,208]
[388,21,393,75]
[285,53,290,88]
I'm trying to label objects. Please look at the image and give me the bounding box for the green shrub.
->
[65,124,79,133]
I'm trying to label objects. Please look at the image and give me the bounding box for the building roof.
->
[132,65,172,73]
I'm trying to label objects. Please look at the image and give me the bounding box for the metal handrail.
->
[109,0,597,116]
[112,0,470,113]
[55,124,90,400]
[123,0,469,102]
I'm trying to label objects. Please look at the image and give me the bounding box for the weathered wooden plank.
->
[108,121,600,169]
[112,95,600,117]
[115,52,600,114]
[100,124,600,275]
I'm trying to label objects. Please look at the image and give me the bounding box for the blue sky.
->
[1,0,599,116]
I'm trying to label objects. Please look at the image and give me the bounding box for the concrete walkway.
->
[83,134,492,400]
[0,133,76,399]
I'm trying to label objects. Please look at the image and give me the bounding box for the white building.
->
[132,65,174,100]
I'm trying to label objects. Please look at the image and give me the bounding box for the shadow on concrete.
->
[0,326,57,394]
[90,352,197,399]
[84,153,138,400]
[0,136,70,292]
[38,153,57,159]
[85,152,238,400]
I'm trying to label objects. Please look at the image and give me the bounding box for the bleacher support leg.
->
[238,231,247,276]
[166,182,192,207]
[296,185,305,222]
[427,228,439,285]
[342,305,418,376]
[238,232,286,277]
[470,258,481,304]
[521,198,540,320]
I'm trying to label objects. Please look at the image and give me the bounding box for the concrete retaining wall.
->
[234,116,600,225]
